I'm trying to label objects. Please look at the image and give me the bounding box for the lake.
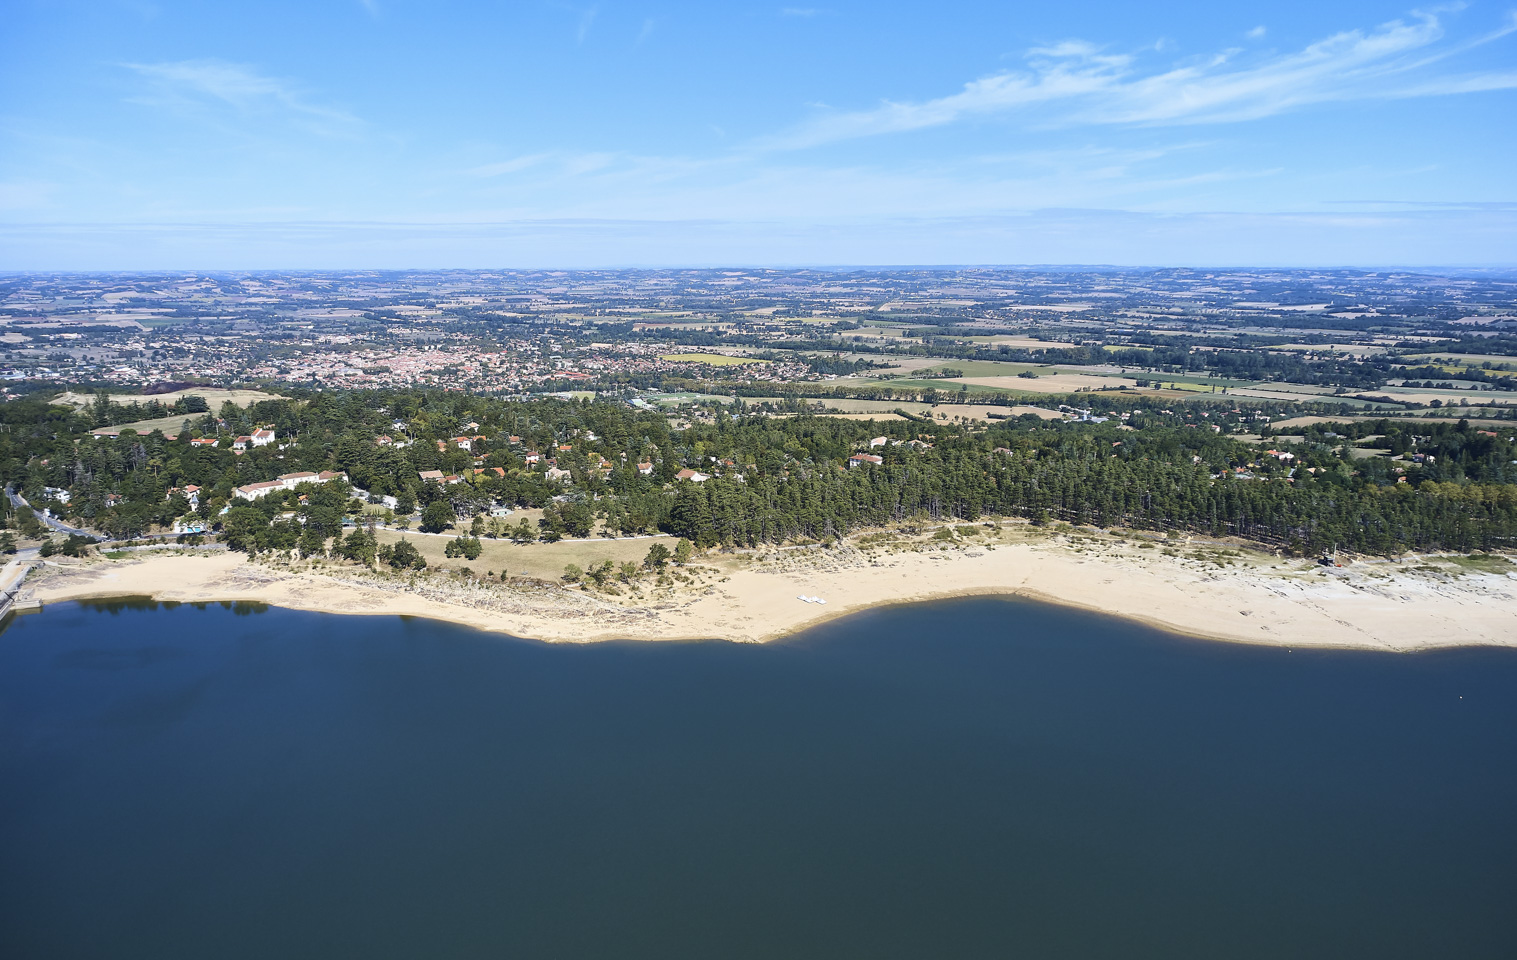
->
[1,597,1514,959]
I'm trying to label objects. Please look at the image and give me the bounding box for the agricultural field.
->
[57,388,281,409]
[884,378,1037,396]
[816,398,929,414]
[961,336,1070,349]
[660,353,770,365]
[1275,343,1391,356]
[843,356,945,375]
[914,360,1052,378]
[92,415,210,437]
[1356,385,1517,406]
[1400,353,1517,370]
[757,396,1064,422]
[954,374,1151,394]
[921,403,1065,421]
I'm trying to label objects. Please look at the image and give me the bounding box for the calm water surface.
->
[1,597,1514,959]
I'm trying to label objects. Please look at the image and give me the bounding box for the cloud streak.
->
[763,9,1517,149]
[123,59,361,135]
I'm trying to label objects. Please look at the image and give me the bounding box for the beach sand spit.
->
[20,535,1517,652]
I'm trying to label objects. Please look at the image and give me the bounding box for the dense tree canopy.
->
[2,389,1513,557]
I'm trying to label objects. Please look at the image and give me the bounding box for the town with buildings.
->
[3,268,1515,408]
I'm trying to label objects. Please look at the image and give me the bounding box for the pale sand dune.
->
[23,535,1517,652]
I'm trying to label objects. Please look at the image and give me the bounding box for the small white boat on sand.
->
[796,595,828,604]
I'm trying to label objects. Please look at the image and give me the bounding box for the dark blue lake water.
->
[1,597,1514,959]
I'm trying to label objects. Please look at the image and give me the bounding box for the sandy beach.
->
[15,527,1517,651]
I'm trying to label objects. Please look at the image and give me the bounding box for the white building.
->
[234,470,347,501]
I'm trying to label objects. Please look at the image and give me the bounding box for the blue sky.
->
[2,0,1515,268]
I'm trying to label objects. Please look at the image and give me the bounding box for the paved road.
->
[6,487,109,542]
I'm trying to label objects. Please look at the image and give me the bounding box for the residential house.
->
[848,454,884,468]
[166,485,201,509]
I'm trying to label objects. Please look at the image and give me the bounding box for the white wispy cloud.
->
[467,155,552,177]
[122,59,361,135]
[446,141,1279,223]
[762,9,1517,149]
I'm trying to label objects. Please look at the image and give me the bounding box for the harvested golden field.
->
[922,403,1063,421]
[59,387,282,409]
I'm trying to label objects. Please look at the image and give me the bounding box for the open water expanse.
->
[1,597,1514,959]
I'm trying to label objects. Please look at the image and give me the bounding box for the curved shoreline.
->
[17,538,1517,653]
[23,579,1510,655]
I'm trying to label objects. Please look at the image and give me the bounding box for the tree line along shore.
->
[1,387,1515,571]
